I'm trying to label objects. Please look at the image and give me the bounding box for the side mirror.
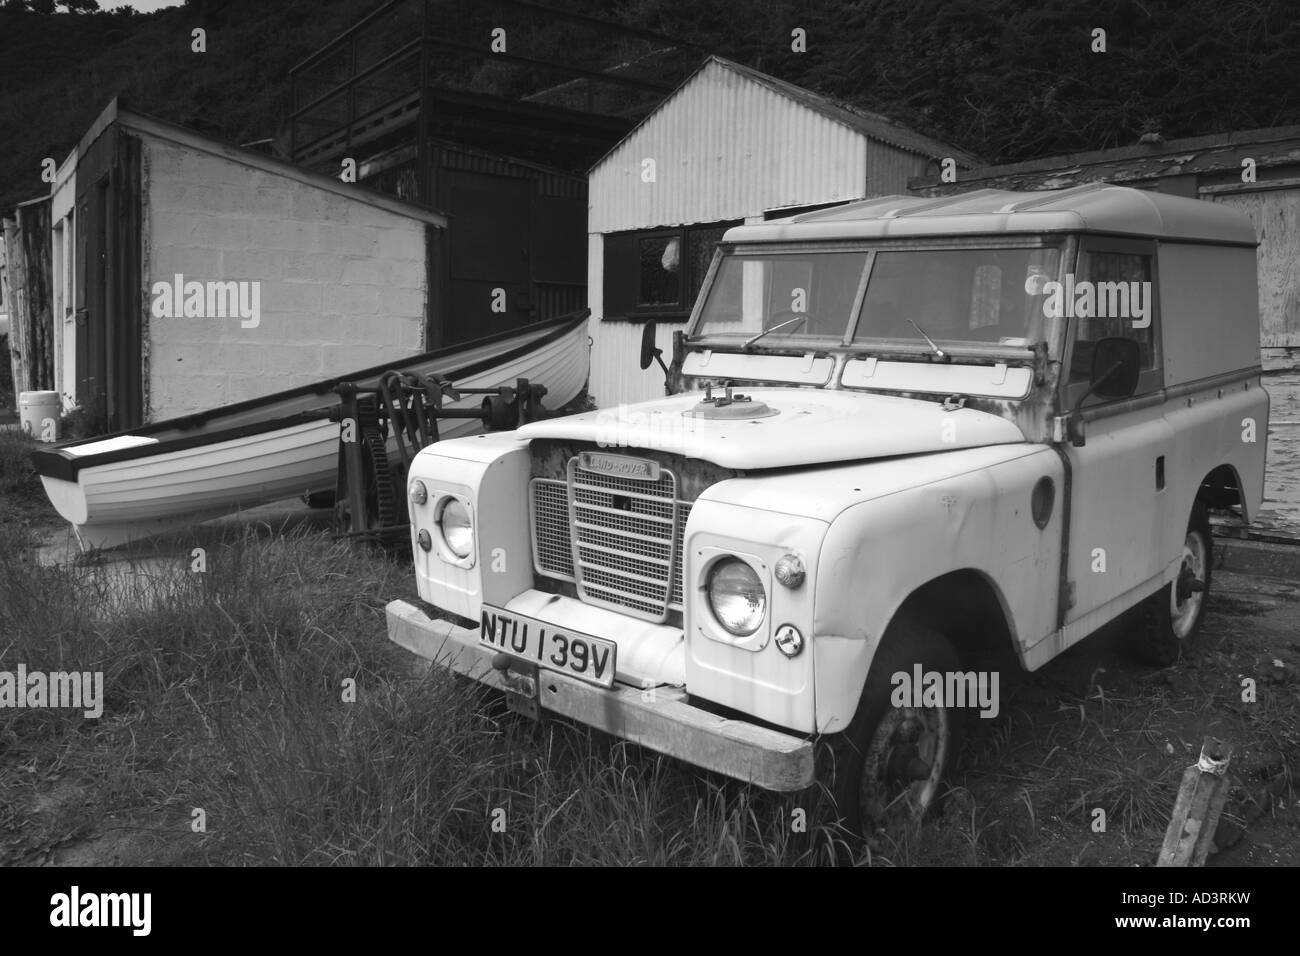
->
[639,320,670,392]
[639,320,660,370]
[1066,336,1142,446]
[1089,336,1141,400]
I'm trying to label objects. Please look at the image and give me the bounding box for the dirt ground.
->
[947,566,1298,866]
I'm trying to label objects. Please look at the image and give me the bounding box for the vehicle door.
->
[1061,237,1174,626]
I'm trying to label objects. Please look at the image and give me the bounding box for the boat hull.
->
[35,313,590,550]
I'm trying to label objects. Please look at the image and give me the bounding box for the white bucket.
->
[19,390,61,442]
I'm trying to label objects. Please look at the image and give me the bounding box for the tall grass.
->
[0,522,861,865]
[6,513,1271,866]
[0,428,42,500]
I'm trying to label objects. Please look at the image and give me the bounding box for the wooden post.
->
[21,199,55,393]
[1157,736,1233,867]
[2,216,30,395]
[0,233,10,415]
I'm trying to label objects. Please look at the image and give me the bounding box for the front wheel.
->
[820,620,964,837]
[1131,501,1213,666]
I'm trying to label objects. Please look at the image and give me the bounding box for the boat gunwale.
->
[32,310,590,483]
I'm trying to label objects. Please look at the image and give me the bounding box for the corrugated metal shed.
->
[587,56,980,407]
[589,57,978,234]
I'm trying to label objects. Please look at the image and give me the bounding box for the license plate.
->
[480,607,617,688]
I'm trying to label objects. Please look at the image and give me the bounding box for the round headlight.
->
[437,497,473,559]
[707,558,767,636]
[409,480,428,505]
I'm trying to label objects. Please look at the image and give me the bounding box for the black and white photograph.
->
[0,0,1295,919]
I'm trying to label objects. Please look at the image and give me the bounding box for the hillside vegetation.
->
[2,0,1298,211]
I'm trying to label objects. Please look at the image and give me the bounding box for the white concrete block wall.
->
[143,139,427,420]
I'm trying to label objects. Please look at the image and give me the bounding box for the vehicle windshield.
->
[692,245,1062,349]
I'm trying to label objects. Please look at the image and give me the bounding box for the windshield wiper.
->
[907,318,947,360]
[744,315,808,349]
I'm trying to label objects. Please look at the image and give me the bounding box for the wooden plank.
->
[1,217,24,396]
[1210,190,1300,348]
[1,203,54,394]
[22,201,54,391]
[1157,737,1233,867]
[1200,177,1300,195]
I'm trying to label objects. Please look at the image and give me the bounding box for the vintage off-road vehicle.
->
[386,183,1268,833]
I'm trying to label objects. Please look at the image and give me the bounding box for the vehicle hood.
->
[515,387,1026,469]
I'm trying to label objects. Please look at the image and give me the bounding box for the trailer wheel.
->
[819,620,964,838]
[1132,501,1213,666]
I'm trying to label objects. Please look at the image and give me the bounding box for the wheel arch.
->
[1198,462,1244,513]
[886,568,1016,664]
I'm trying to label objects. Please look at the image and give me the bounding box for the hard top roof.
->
[724,183,1258,246]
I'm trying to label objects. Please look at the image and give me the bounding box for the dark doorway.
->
[439,170,532,344]
[74,126,143,431]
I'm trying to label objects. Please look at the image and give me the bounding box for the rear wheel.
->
[1131,501,1212,665]
[820,620,964,837]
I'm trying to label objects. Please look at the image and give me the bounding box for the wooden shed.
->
[908,125,1300,362]
[44,98,447,431]
[585,56,981,408]
[286,0,696,348]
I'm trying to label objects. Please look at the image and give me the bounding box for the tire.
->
[819,620,964,838]
[1131,501,1213,666]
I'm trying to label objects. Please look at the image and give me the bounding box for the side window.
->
[1067,249,1158,387]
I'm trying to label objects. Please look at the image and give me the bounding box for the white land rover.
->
[386,183,1268,833]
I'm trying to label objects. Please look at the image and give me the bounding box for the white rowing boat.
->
[33,313,590,550]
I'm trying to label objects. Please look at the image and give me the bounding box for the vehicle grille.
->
[530,461,691,621]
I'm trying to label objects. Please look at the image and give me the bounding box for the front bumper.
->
[386,599,815,792]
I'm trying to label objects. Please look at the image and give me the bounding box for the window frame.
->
[602,220,743,323]
[686,235,1065,352]
[634,227,686,313]
[1060,236,1163,411]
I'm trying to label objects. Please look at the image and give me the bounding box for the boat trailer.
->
[329,372,549,542]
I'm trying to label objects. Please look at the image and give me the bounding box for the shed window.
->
[603,220,742,321]
[639,234,681,306]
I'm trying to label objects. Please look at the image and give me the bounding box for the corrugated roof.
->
[716,58,982,166]
[726,182,1258,244]
[919,124,1300,187]
[590,55,981,173]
